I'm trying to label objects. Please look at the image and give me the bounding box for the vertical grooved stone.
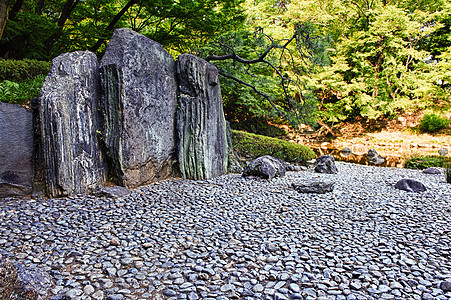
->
[0,103,34,197]
[100,28,177,188]
[176,54,228,180]
[39,50,107,197]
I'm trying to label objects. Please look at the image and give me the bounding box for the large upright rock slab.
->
[39,51,107,197]
[0,103,34,197]
[176,54,228,180]
[100,28,178,187]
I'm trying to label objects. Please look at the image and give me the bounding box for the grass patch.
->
[232,130,315,165]
[0,75,45,105]
[404,155,444,170]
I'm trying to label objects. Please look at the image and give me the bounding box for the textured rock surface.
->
[93,186,130,198]
[39,51,107,197]
[292,181,335,193]
[423,167,442,175]
[100,28,177,187]
[0,258,17,299]
[14,264,53,300]
[226,122,243,173]
[0,259,52,300]
[314,155,338,174]
[438,147,448,156]
[0,103,34,197]
[366,148,378,159]
[395,178,427,192]
[340,147,352,157]
[242,155,286,179]
[176,54,228,180]
[369,155,385,165]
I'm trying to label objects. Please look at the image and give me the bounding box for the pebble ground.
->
[0,162,450,300]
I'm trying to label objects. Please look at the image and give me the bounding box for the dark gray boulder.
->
[0,103,34,197]
[314,155,338,174]
[438,147,448,157]
[242,155,286,179]
[394,179,426,193]
[422,167,442,175]
[100,28,178,188]
[292,181,335,194]
[369,155,385,165]
[39,51,107,197]
[340,147,352,157]
[366,148,378,159]
[366,148,384,165]
[176,54,228,180]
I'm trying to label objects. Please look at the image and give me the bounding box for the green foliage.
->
[404,155,444,169]
[0,59,50,81]
[0,75,46,104]
[232,130,316,164]
[419,113,450,133]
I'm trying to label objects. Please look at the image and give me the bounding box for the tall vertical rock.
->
[0,103,34,197]
[176,54,228,180]
[39,51,107,197]
[100,28,178,188]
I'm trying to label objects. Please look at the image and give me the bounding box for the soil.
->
[286,111,451,167]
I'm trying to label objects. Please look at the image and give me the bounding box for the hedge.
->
[0,58,50,81]
[232,130,316,165]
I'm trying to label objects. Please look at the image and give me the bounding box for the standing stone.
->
[100,28,177,187]
[0,103,33,197]
[176,54,228,180]
[39,51,107,197]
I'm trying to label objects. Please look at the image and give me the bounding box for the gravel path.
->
[1,162,450,300]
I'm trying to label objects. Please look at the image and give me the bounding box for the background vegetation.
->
[1,0,450,132]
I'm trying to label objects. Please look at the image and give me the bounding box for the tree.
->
[0,0,246,59]
[0,0,10,40]
[198,23,331,128]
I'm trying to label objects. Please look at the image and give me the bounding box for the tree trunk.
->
[0,0,10,41]
[89,0,137,52]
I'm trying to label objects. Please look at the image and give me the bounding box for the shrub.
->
[232,130,316,165]
[0,59,50,81]
[0,75,46,105]
[419,113,450,133]
[404,155,444,169]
